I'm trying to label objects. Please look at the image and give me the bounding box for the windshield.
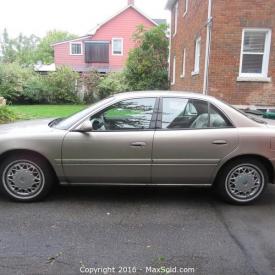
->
[51,97,115,130]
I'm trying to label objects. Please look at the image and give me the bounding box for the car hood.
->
[0,118,59,135]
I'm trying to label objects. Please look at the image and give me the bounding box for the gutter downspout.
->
[203,0,213,95]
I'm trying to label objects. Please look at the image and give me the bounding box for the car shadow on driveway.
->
[44,184,275,207]
[0,184,274,207]
[50,185,216,203]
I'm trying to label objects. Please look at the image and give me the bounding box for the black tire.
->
[215,158,268,205]
[0,153,55,202]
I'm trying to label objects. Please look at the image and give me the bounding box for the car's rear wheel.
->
[216,159,268,204]
[0,154,54,202]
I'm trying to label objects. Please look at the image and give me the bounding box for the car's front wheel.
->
[0,154,54,202]
[216,158,268,204]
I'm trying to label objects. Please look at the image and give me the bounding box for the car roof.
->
[113,91,217,101]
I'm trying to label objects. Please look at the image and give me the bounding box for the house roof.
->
[52,4,165,47]
[165,0,177,10]
[87,5,159,35]
[51,36,91,46]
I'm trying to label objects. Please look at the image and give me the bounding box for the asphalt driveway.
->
[0,185,275,275]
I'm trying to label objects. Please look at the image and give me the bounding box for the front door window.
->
[90,98,156,131]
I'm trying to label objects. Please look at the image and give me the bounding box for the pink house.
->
[53,0,164,73]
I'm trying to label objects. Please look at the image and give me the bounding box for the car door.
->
[152,97,238,184]
[62,97,158,184]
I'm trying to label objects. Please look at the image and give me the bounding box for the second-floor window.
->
[112,38,123,55]
[173,1,178,36]
[192,37,201,75]
[184,0,189,16]
[70,42,82,55]
[239,29,272,80]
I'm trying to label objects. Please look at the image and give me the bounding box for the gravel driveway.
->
[0,185,275,275]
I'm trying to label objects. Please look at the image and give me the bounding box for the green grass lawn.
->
[8,105,87,120]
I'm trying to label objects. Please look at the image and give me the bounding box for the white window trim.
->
[171,56,176,85]
[183,0,189,17]
[112,38,124,56]
[70,42,83,56]
[173,1,178,37]
[192,37,201,75]
[238,28,272,82]
[180,48,186,78]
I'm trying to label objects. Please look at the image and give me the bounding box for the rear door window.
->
[161,98,232,129]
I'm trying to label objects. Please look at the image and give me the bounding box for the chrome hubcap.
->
[3,161,44,198]
[226,164,264,202]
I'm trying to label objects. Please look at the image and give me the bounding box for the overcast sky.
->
[0,0,170,38]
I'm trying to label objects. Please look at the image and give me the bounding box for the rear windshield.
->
[224,102,267,125]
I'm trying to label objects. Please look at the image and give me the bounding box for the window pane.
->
[174,2,178,34]
[162,99,232,129]
[181,49,186,77]
[242,54,263,73]
[113,39,122,54]
[162,98,189,128]
[172,56,176,84]
[244,31,266,53]
[72,43,81,54]
[209,105,231,128]
[194,38,201,72]
[92,98,156,131]
[189,100,209,129]
[184,0,188,13]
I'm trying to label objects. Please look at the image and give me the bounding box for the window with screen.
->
[70,43,82,55]
[112,38,123,55]
[240,29,271,78]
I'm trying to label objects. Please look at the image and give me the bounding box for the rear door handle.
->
[212,140,227,145]
[131,142,147,147]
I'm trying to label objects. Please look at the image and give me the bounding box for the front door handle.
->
[212,140,227,145]
[130,142,147,147]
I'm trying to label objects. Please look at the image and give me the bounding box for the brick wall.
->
[169,0,275,106]
[208,0,275,106]
[170,0,208,93]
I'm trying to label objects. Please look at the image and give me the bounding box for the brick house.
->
[53,0,163,73]
[166,0,275,108]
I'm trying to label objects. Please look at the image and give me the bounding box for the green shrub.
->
[0,63,35,103]
[20,74,53,104]
[80,70,101,103]
[0,106,18,124]
[98,72,129,99]
[0,64,80,104]
[46,67,80,104]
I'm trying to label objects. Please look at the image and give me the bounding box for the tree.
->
[0,29,40,65]
[98,72,129,99]
[0,29,77,65]
[34,30,77,64]
[125,24,169,91]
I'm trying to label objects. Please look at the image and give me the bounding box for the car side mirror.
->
[76,120,94,132]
